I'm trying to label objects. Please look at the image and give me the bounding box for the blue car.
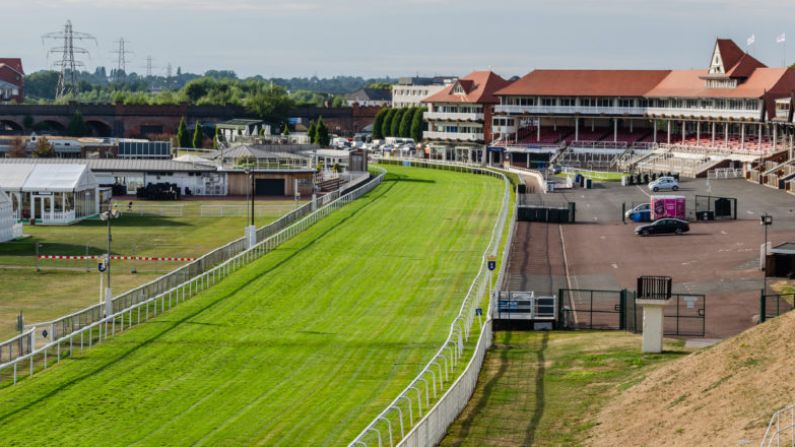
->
[625,203,651,222]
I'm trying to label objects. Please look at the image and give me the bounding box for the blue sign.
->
[98,263,106,272]
[487,261,496,271]
[475,308,483,316]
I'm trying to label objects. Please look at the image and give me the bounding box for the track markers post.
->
[487,255,497,312]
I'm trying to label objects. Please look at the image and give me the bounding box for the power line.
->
[111,38,133,84]
[42,20,97,99]
[144,56,154,78]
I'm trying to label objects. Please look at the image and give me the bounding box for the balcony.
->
[645,107,759,120]
[424,131,484,142]
[495,105,646,115]
[424,111,484,122]
[494,104,762,120]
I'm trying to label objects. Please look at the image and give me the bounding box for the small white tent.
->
[0,164,99,225]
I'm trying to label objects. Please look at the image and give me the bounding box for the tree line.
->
[372,107,425,142]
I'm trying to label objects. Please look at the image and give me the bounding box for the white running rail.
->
[761,404,795,447]
[349,158,515,447]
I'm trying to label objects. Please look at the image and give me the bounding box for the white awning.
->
[0,164,98,193]
[0,189,9,205]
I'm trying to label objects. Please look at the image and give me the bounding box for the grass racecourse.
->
[0,199,299,340]
[0,166,503,446]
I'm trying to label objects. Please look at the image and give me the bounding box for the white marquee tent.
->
[0,190,21,242]
[0,164,100,225]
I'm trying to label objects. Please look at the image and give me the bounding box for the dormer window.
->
[453,84,465,95]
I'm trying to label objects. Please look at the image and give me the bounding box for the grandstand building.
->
[486,39,795,177]
[422,71,511,162]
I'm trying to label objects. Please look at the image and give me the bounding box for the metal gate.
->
[558,288,631,330]
[663,294,706,336]
[760,293,795,323]
[559,288,705,337]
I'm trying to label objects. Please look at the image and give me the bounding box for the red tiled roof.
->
[0,59,23,75]
[495,70,672,97]
[422,71,510,104]
[646,68,789,98]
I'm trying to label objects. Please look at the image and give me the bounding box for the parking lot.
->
[508,176,795,338]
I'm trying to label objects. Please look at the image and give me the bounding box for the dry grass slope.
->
[591,311,795,447]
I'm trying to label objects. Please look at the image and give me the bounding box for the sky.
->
[3,0,795,79]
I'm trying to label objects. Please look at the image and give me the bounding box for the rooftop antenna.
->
[111,38,133,84]
[42,20,97,99]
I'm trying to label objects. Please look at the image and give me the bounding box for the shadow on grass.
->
[0,176,397,423]
[444,331,514,447]
[524,331,549,446]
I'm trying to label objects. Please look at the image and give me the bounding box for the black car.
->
[635,218,690,236]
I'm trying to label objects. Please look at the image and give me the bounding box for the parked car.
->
[648,176,679,192]
[635,218,690,236]
[625,203,651,222]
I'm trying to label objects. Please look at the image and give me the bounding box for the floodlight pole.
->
[104,207,114,318]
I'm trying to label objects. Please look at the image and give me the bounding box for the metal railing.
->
[349,158,515,447]
[761,404,795,447]
[708,168,743,179]
[0,176,360,365]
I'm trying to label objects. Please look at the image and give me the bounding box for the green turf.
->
[557,170,628,182]
[0,199,300,340]
[439,331,686,447]
[0,166,503,446]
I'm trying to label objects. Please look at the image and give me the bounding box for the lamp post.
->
[100,204,120,317]
[244,169,256,248]
[761,213,773,296]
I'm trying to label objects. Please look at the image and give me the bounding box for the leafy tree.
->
[372,108,387,140]
[66,111,89,137]
[192,122,203,148]
[367,82,394,90]
[176,117,191,148]
[307,120,317,142]
[243,84,294,123]
[314,117,330,147]
[382,108,395,138]
[331,96,346,108]
[399,107,414,138]
[390,108,403,137]
[410,107,425,143]
[281,123,290,136]
[33,137,54,158]
[213,127,222,149]
[7,138,26,158]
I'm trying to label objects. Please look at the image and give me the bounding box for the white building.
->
[392,76,456,108]
[0,164,100,225]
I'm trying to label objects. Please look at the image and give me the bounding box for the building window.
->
[580,97,595,107]
[560,97,575,107]
[597,98,612,108]
[618,98,634,108]
[541,97,555,106]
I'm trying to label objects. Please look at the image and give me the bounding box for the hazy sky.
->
[3,0,795,79]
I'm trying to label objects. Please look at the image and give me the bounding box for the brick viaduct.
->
[0,103,380,138]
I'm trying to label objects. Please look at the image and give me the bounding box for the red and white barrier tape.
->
[37,255,194,262]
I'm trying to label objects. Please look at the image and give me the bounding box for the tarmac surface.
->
[506,175,795,338]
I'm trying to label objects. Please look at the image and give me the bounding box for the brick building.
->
[0,59,24,103]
